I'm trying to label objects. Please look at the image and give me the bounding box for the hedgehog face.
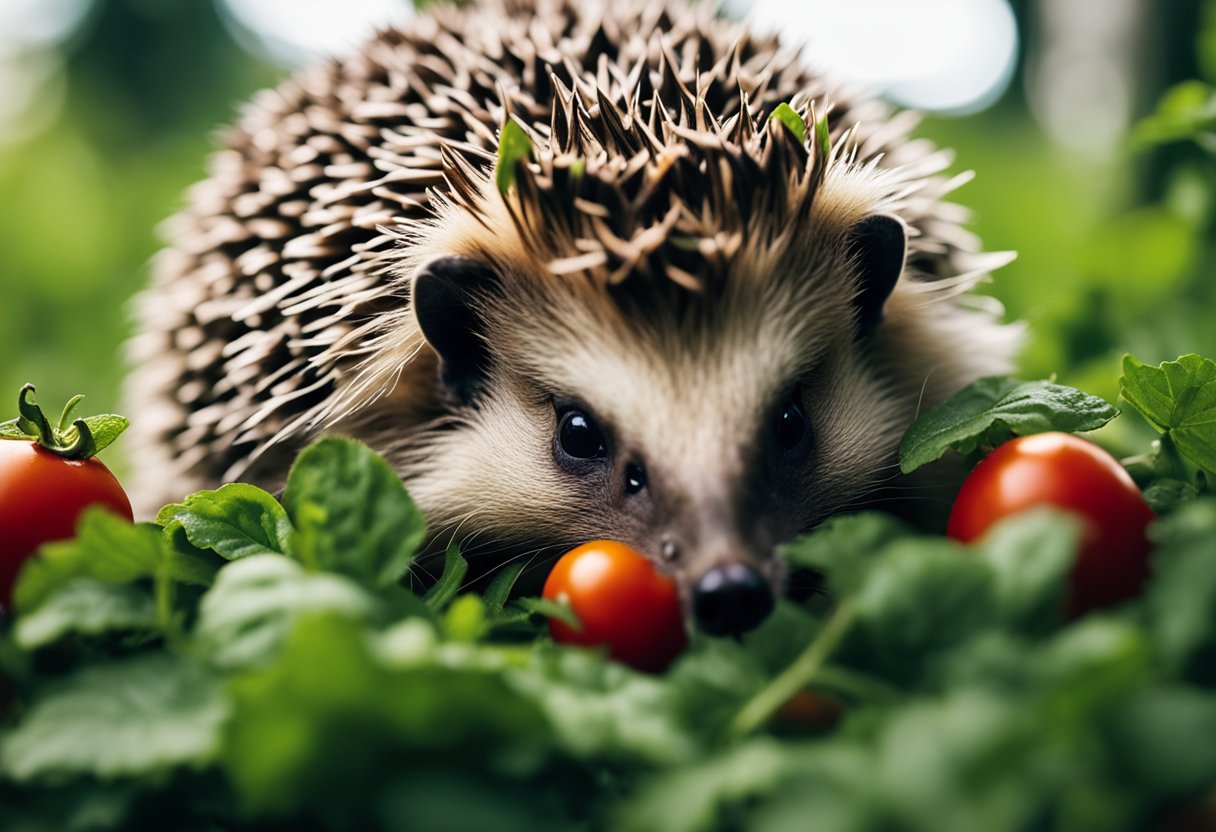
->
[404,206,909,636]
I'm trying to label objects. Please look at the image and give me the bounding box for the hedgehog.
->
[125,0,1023,636]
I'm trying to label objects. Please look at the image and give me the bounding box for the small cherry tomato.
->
[543,540,688,673]
[947,432,1155,617]
[0,386,133,609]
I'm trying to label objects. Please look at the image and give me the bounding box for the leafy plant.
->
[2,379,1216,831]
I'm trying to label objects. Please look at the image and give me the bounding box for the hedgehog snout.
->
[691,563,775,637]
[660,524,781,637]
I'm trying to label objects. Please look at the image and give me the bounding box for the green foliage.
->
[0,653,227,781]
[1121,353,1216,473]
[158,483,293,560]
[423,541,469,613]
[4,5,1216,830]
[496,119,534,195]
[1136,80,1216,153]
[767,103,806,143]
[2,436,1214,831]
[13,580,157,649]
[899,376,1118,473]
[283,437,427,587]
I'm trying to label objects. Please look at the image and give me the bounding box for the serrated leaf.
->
[496,119,533,195]
[899,376,1119,473]
[768,103,806,143]
[0,418,34,440]
[1120,353,1216,472]
[194,555,381,670]
[157,483,292,560]
[75,414,129,454]
[0,653,228,781]
[424,541,468,613]
[13,579,158,649]
[282,437,426,589]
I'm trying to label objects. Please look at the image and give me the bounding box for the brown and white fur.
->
[125,0,1022,615]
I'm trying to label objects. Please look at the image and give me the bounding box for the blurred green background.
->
[0,0,1214,476]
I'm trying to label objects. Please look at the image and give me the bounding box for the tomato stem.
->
[727,598,859,741]
[0,384,128,459]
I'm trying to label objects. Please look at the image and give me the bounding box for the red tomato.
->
[947,432,1155,617]
[543,540,688,673]
[0,441,132,608]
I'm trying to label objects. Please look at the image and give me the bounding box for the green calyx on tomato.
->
[0,384,129,460]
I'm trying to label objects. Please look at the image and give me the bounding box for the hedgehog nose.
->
[692,564,774,637]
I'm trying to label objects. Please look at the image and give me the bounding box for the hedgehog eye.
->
[557,408,607,461]
[777,397,808,452]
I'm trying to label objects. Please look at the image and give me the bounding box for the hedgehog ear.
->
[846,214,907,337]
[413,257,500,404]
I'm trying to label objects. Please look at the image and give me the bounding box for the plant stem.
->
[727,598,859,740]
[1158,434,1187,481]
[810,665,901,706]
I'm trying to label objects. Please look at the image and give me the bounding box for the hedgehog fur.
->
[126,0,1023,610]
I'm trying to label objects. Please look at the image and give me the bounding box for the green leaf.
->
[508,648,697,765]
[157,483,293,560]
[614,740,839,832]
[1143,478,1200,514]
[900,376,1119,473]
[849,539,998,685]
[14,509,218,619]
[496,119,533,195]
[14,511,164,612]
[974,509,1080,635]
[0,653,228,781]
[194,555,382,670]
[768,103,806,143]
[814,111,831,160]
[0,418,34,441]
[516,596,581,631]
[222,614,549,814]
[0,779,141,832]
[780,512,911,596]
[1134,80,1216,152]
[423,541,468,614]
[1104,686,1216,800]
[71,413,128,455]
[483,561,526,613]
[282,437,426,588]
[56,394,85,433]
[1120,353,1216,473]
[1144,498,1216,682]
[13,579,158,649]
[442,594,488,642]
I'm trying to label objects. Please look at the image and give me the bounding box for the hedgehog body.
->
[126,0,1022,631]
